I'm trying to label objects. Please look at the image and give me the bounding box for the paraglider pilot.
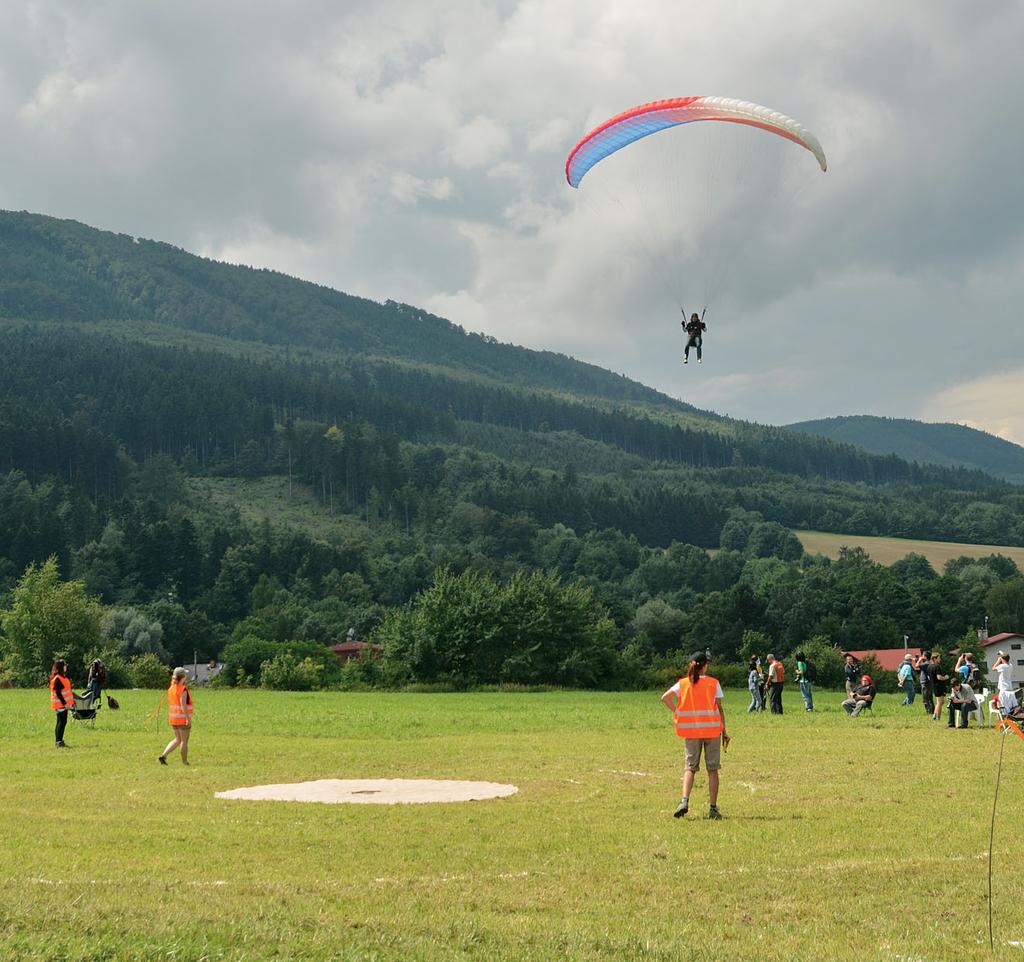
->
[682,308,706,364]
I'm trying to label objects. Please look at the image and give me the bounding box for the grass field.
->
[2,687,1022,961]
[795,529,1024,570]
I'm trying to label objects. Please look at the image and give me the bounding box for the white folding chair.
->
[968,689,987,726]
[990,688,1024,726]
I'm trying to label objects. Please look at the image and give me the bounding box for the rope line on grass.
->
[987,727,1006,950]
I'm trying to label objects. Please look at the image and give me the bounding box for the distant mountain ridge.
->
[786,415,1024,482]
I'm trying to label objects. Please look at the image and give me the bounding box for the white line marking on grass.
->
[599,769,650,777]
[372,870,533,886]
[29,878,229,888]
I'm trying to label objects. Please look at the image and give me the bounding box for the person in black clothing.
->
[681,308,707,364]
[930,652,950,721]
[842,654,861,697]
[85,659,106,701]
[914,650,934,716]
[842,674,877,716]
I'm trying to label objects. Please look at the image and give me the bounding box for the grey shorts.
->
[684,736,722,772]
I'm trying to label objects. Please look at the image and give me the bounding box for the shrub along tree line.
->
[3,534,1023,690]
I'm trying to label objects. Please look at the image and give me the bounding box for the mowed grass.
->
[1,688,1021,962]
[795,529,1024,569]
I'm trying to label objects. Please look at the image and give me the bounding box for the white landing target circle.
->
[215,778,518,805]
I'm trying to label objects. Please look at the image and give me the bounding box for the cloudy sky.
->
[2,1,1022,438]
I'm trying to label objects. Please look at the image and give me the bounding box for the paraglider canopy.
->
[565,96,827,188]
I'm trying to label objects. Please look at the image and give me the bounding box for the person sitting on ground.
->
[681,308,707,365]
[947,678,978,729]
[842,674,876,716]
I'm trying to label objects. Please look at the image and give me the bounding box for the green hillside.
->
[0,209,722,427]
[3,210,1024,689]
[787,414,1024,482]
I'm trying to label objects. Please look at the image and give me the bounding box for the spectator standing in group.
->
[842,673,876,716]
[954,652,981,688]
[746,656,763,712]
[843,654,861,698]
[947,678,978,728]
[795,651,813,712]
[914,650,934,716]
[49,658,75,748]
[897,654,915,706]
[766,654,785,715]
[992,650,1019,716]
[930,652,950,722]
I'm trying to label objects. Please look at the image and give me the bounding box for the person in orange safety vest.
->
[50,658,75,748]
[661,651,728,819]
[158,667,194,766]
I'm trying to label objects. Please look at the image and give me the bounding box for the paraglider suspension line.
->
[987,726,1007,950]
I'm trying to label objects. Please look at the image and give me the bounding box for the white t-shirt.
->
[996,662,1015,692]
[668,679,724,701]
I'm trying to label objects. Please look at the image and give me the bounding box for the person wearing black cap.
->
[661,651,729,819]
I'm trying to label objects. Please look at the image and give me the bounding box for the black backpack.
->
[805,660,818,683]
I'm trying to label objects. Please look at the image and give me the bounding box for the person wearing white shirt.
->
[993,651,1019,714]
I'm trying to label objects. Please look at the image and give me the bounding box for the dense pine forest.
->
[2,210,1024,690]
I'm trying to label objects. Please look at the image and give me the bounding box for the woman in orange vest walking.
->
[50,658,75,748]
[158,667,194,765]
[661,651,729,819]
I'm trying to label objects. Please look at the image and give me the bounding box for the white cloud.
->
[923,372,1024,447]
[446,115,510,169]
[389,172,454,204]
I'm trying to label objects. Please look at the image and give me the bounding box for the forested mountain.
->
[0,210,718,421]
[787,415,1024,482]
[2,209,1024,690]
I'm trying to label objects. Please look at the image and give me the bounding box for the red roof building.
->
[978,633,1024,689]
[978,632,1024,649]
[330,640,383,663]
[845,648,923,672]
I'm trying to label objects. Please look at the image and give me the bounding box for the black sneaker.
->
[55,741,66,748]
[673,800,689,818]
[707,806,722,820]
[158,755,167,765]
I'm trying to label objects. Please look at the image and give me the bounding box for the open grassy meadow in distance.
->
[795,530,1024,570]
[2,688,1022,961]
